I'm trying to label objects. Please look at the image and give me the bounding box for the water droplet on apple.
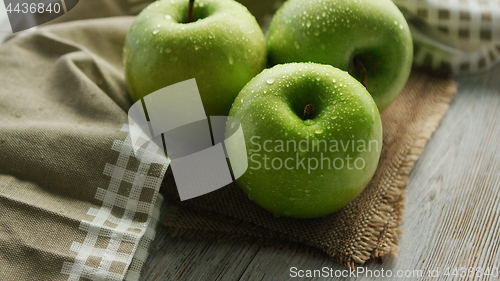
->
[394,21,398,25]
[400,24,404,29]
[315,129,324,134]
[316,77,321,81]
[228,55,234,64]
[294,41,300,49]
[165,48,172,53]
[164,15,172,20]
[194,45,200,50]
[314,30,320,36]
[306,20,311,28]
[322,12,326,17]
[304,120,316,126]
[266,78,275,84]
[152,29,159,35]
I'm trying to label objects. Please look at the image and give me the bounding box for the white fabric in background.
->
[394,0,500,75]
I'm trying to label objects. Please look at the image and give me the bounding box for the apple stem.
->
[302,104,314,120]
[187,0,195,23]
[354,57,368,88]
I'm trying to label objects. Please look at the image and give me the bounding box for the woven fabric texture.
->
[0,13,169,281]
[162,70,457,267]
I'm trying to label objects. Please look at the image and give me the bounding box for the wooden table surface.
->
[139,63,500,280]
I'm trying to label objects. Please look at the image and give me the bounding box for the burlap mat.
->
[162,69,457,267]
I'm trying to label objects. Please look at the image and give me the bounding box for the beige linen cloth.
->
[0,1,170,280]
[0,0,459,280]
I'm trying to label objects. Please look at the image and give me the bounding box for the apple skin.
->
[226,63,382,218]
[266,0,413,111]
[123,0,267,116]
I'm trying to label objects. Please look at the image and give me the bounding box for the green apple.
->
[226,63,382,218]
[123,0,267,116]
[267,0,413,111]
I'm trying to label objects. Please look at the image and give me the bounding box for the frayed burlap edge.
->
[340,81,458,268]
[163,203,336,260]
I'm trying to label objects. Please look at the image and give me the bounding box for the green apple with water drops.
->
[226,63,382,218]
[123,0,267,116]
[267,0,413,111]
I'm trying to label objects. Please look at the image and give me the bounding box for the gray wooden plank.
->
[139,203,261,281]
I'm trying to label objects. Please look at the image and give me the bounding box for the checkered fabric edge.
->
[394,0,500,74]
[60,123,169,281]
